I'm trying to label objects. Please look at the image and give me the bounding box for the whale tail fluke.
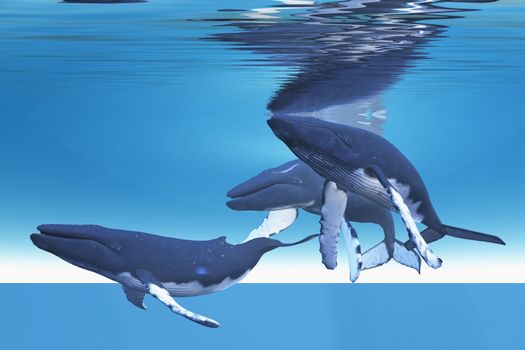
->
[404,225,505,250]
[393,241,421,273]
[362,240,420,272]
[362,241,391,270]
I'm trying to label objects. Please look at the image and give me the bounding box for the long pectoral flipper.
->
[368,166,442,269]
[123,285,147,310]
[341,220,362,282]
[243,209,298,242]
[135,269,220,328]
[319,181,348,270]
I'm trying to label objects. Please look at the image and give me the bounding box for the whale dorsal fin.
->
[211,236,228,245]
[123,285,146,310]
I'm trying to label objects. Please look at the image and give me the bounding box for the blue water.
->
[2,284,524,349]
[1,0,524,254]
[1,0,525,348]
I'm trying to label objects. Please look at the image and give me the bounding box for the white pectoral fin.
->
[135,269,219,328]
[341,220,362,282]
[394,241,421,273]
[368,166,442,269]
[243,208,298,242]
[390,187,442,269]
[147,284,220,328]
[362,241,391,270]
[319,181,348,270]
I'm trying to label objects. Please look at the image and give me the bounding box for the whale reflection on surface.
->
[206,0,496,133]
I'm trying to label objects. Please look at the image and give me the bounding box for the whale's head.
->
[30,225,126,274]
[267,116,362,184]
[226,159,324,211]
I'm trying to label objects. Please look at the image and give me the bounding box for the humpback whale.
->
[30,224,317,327]
[227,159,421,281]
[268,115,505,270]
[209,0,493,247]
[207,0,502,278]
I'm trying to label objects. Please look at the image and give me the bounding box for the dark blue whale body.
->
[31,224,316,327]
[268,115,505,251]
[227,159,393,230]
[226,158,422,278]
[213,0,503,277]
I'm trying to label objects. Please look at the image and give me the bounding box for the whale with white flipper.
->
[267,115,505,272]
[30,224,317,328]
[227,158,422,280]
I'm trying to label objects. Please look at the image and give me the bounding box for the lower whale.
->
[227,159,421,280]
[31,224,317,328]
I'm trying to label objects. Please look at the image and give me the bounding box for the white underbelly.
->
[164,270,251,297]
[115,270,251,297]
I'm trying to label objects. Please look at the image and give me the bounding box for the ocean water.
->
[1,0,524,347]
[2,283,525,349]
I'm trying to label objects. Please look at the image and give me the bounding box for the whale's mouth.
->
[32,225,98,251]
[37,225,86,239]
[30,225,125,276]
[31,231,114,279]
[31,226,107,251]
[227,183,313,211]
[228,181,275,199]
[227,176,299,199]
[32,224,123,255]
[37,224,101,239]
[227,172,305,211]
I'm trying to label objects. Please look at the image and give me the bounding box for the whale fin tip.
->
[123,285,146,310]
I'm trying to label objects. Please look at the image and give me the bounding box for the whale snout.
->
[226,189,288,211]
[30,233,50,251]
[267,117,301,146]
[227,182,316,212]
[226,198,248,210]
[268,116,335,151]
[30,225,125,272]
[226,188,240,198]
